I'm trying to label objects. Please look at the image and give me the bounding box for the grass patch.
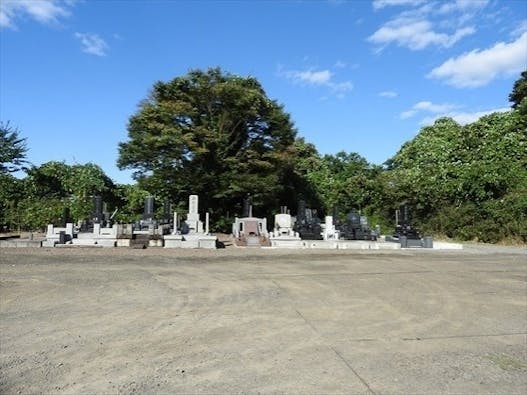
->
[487,354,527,371]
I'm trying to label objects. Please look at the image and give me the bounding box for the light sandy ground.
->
[1,246,526,394]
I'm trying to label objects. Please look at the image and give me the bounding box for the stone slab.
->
[164,235,183,248]
[116,239,131,247]
[270,238,304,248]
[302,240,337,249]
[165,234,217,249]
[433,241,464,250]
[0,239,43,248]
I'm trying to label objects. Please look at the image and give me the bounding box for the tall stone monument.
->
[164,194,216,249]
[185,195,204,234]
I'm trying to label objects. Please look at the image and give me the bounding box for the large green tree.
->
[117,68,299,223]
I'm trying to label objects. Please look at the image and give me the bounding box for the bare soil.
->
[1,246,526,394]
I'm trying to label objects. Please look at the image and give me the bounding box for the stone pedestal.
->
[164,234,183,248]
[72,223,126,247]
[178,234,217,249]
[43,223,74,247]
[269,237,304,248]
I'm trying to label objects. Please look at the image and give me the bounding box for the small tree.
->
[0,122,28,173]
[509,70,527,109]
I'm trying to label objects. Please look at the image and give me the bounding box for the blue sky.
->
[1,0,526,184]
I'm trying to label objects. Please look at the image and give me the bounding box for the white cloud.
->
[331,81,354,92]
[401,100,458,119]
[279,66,353,96]
[428,32,527,87]
[0,0,71,29]
[294,69,332,85]
[438,0,489,15]
[372,0,425,10]
[369,0,490,51]
[368,17,475,50]
[400,110,417,119]
[75,33,109,57]
[401,100,510,124]
[420,107,510,125]
[414,101,458,113]
[334,60,347,68]
[379,90,398,98]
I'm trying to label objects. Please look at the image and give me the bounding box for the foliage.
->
[509,70,527,109]
[117,67,299,229]
[386,109,527,242]
[302,151,379,214]
[4,161,118,231]
[0,173,24,231]
[113,184,151,223]
[0,121,28,174]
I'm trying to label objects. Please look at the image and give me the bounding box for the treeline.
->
[1,69,526,243]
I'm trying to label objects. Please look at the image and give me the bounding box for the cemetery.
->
[0,71,520,395]
[0,173,465,250]
[0,195,464,250]
[1,4,525,393]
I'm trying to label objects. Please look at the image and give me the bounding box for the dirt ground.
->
[1,246,526,394]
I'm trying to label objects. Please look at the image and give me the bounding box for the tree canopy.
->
[118,67,300,218]
[0,122,28,174]
[509,70,527,109]
[386,109,526,242]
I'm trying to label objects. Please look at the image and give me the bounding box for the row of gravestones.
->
[44,195,431,249]
[44,195,216,248]
[233,200,432,249]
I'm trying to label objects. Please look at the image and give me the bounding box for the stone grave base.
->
[0,238,43,248]
[268,239,401,249]
[164,234,217,249]
[70,231,122,248]
[163,234,182,248]
[432,241,463,249]
[336,240,401,250]
[269,237,304,248]
[73,239,117,247]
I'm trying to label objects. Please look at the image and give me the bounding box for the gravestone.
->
[390,204,432,248]
[269,206,302,247]
[232,197,269,247]
[132,196,171,246]
[164,195,217,249]
[162,199,171,224]
[43,223,75,247]
[143,196,155,221]
[185,195,204,234]
[92,196,103,225]
[338,210,377,241]
[322,215,339,240]
[294,200,323,240]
